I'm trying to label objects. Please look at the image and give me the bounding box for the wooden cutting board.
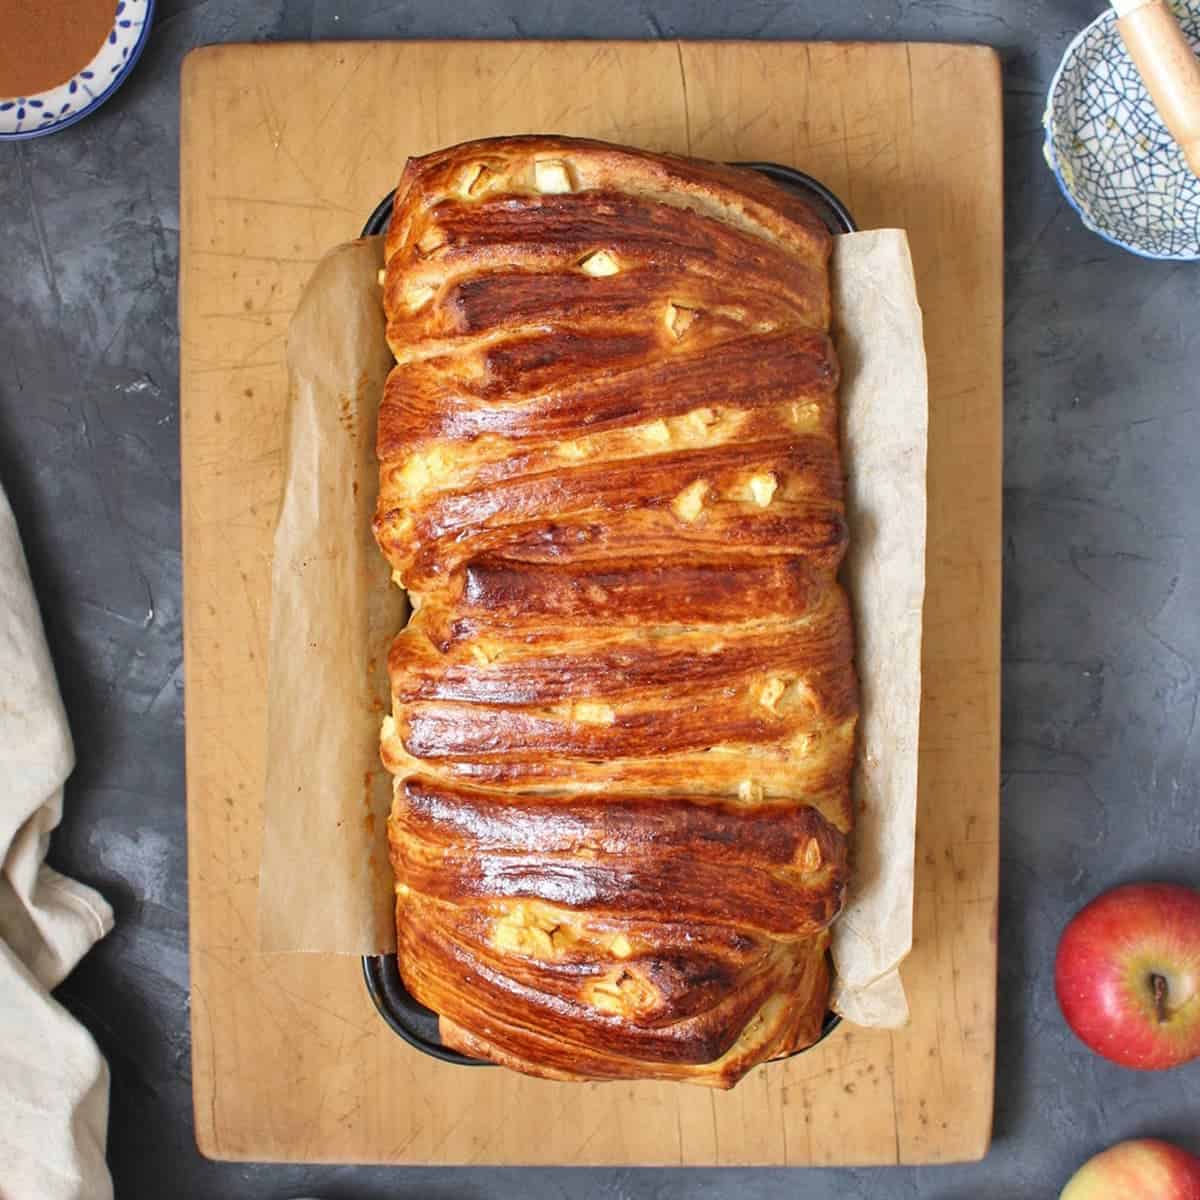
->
[180,39,1001,1166]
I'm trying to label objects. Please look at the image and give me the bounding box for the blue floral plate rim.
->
[0,0,155,142]
[1043,0,1200,262]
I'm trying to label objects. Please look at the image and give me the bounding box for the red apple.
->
[1061,1139,1200,1198]
[1055,882,1200,1069]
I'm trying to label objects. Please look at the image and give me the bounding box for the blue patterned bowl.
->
[0,0,154,141]
[1044,0,1200,260]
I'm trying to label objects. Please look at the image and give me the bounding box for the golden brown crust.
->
[375,135,856,1087]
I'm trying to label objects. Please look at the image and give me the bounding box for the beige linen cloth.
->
[0,484,114,1200]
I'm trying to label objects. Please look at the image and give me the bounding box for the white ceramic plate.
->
[0,0,154,141]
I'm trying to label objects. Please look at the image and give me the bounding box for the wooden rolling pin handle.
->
[1118,0,1200,178]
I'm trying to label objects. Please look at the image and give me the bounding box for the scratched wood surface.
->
[180,39,1002,1165]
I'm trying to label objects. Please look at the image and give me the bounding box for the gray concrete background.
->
[3,1,1199,1196]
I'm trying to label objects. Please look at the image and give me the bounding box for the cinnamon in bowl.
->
[0,0,118,99]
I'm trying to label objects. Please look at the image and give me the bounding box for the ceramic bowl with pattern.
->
[1044,0,1200,260]
[0,0,154,141]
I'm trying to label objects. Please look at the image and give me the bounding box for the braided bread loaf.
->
[374,136,857,1087]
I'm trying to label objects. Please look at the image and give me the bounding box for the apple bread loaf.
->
[374,135,857,1087]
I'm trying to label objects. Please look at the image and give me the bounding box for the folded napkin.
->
[0,484,114,1200]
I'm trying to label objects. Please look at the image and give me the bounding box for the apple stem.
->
[1151,972,1169,1023]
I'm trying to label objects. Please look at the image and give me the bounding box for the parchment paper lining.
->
[258,230,928,1030]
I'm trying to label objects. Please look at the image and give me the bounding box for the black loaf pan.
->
[362,160,856,1068]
